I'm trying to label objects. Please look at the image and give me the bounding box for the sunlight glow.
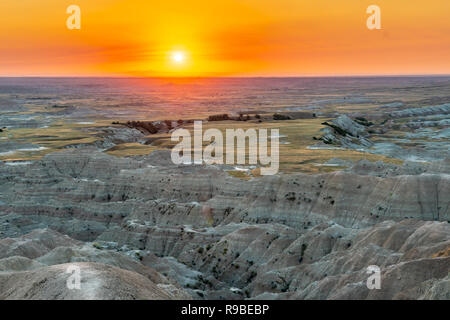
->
[172,51,185,63]
[1,0,448,76]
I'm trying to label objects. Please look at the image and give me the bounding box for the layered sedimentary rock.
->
[313,110,450,161]
[0,149,448,299]
[0,262,187,300]
[389,103,450,118]
[316,115,373,148]
[0,229,189,299]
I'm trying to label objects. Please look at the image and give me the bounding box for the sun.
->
[172,51,185,63]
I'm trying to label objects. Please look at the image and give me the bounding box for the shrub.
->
[273,113,291,120]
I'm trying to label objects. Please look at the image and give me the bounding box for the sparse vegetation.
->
[92,242,103,250]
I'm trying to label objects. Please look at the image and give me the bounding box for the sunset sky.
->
[1,0,449,77]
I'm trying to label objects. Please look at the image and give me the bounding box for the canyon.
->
[0,148,448,299]
[0,77,448,300]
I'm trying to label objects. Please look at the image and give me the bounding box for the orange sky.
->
[0,0,449,76]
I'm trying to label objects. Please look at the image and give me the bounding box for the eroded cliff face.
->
[0,149,448,299]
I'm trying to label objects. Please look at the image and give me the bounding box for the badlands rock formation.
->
[314,110,450,162]
[318,115,372,149]
[0,149,448,299]
[0,229,189,299]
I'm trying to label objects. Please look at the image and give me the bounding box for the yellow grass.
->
[105,143,158,157]
[1,117,404,174]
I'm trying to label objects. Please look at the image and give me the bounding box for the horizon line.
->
[1,74,450,79]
